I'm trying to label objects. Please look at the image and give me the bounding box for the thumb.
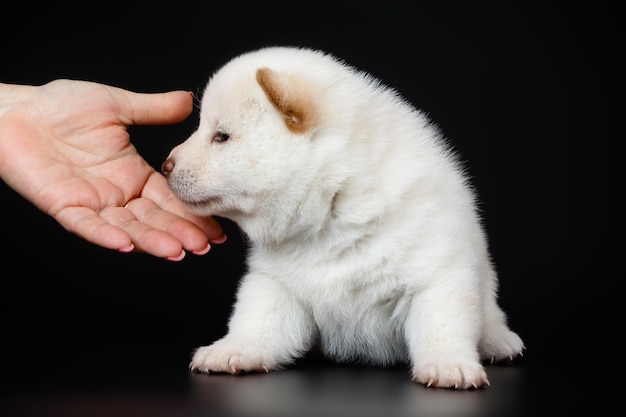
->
[114,87,194,126]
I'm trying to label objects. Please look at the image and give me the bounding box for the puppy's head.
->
[162,48,329,229]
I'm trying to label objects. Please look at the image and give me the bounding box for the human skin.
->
[0,79,225,261]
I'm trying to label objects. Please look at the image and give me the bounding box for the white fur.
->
[163,46,524,389]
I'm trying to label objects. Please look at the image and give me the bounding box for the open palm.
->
[0,80,224,260]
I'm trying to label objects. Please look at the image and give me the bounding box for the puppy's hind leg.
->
[478,269,525,363]
[190,273,315,375]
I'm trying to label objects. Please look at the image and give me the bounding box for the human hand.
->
[0,80,226,261]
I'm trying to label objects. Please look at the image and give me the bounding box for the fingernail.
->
[210,234,228,244]
[118,244,134,253]
[192,243,211,256]
[167,250,186,262]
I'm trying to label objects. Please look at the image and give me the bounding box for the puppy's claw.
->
[262,365,269,373]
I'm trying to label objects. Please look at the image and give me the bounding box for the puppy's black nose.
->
[161,158,175,177]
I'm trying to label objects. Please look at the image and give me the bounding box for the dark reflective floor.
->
[0,347,612,417]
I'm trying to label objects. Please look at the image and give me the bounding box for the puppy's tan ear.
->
[256,67,318,134]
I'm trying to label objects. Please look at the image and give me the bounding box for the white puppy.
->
[162,46,524,389]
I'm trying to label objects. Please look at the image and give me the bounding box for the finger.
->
[115,88,194,126]
[124,197,217,255]
[55,206,134,252]
[154,193,227,244]
[142,173,227,243]
[99,205,188,260]
[184,213,227,245]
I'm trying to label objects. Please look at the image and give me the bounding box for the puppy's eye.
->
[212,131,230,143]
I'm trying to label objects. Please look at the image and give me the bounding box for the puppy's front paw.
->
[412,361,489,390]
[189,338,282,375]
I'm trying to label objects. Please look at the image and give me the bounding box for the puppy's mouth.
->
[165,176,223,209]
[177,195,223,208]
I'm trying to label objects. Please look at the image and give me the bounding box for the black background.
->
[0,1,622,416]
